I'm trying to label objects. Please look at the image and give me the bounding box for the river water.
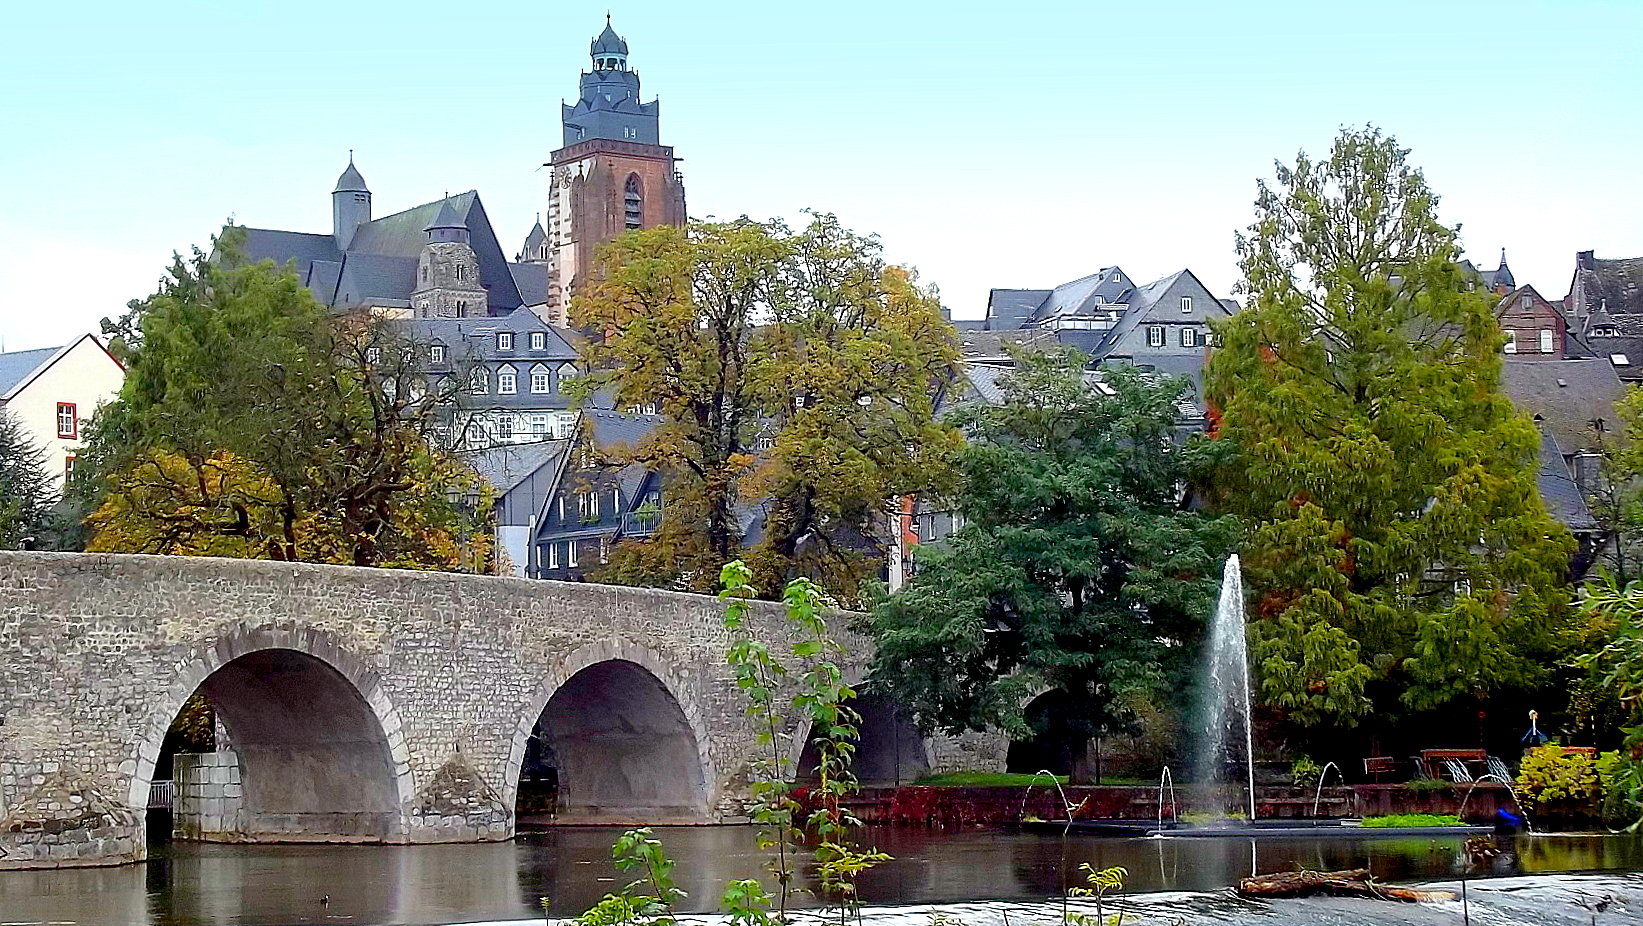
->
[2,826,1641,925]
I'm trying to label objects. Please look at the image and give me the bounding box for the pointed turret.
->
[1492,248,1515,292]
[332,154,371,248]
[425,198,470,244]
[590,14,629,69]
[518,215,549,263]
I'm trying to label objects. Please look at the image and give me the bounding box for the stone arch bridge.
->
[0,552,998,869]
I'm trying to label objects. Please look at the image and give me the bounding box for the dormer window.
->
[498,332,514,350]
[531,332,546,350]
[430,344,445,363]
[499,366,517,395]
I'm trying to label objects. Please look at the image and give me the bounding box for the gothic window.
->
[624,174,643,230]
[456,299,468,316]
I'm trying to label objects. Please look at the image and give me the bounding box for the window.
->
[56,403,76,439]
[496,416,514,440]
[1181,296,1192,313]
[1181,328,1197,348]
[531,332,545,350]
[455,265,466,282]
[531,368,550,393]
[1504,336,1518,354]
[612,488,620,512]
[558,495,566,521]
[567,540,579,568]
[548,542,560,569]
[599,538,609,565]
[1540,329,1554,354]
[430,344,445,363]
[1522,295,1533,310]
[421,265,428,283]
[469,370,488,395]
[64,454,76,478]
[498,332,513,350]
[366,346,380,364]
[498,368,517,394]
[456,299,468,316]
[624,174,643,230]
[531,414,548,437]
[1146,326,1165,348]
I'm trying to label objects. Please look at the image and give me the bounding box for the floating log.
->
[1236,868,1453,903]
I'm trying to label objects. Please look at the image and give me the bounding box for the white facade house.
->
[0,334,125,489]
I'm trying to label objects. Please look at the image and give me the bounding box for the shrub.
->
[1517,745,1600,820]
[1290,756,1322,790]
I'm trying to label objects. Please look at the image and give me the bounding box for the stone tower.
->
[413,200,488,318]
[332,155,371,249]
[545,16,687,324]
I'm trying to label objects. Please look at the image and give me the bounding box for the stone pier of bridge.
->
[0,552,1001,869]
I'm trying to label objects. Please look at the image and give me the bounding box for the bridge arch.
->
[784,667,932,787]
[503,639,714,821]
[128,624,413,839]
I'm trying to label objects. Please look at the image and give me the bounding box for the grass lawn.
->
[911,772,1151,787]
[1360,813,1465,827]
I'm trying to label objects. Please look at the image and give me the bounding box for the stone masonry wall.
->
[172,752,244,841]
[0,551,1001,868]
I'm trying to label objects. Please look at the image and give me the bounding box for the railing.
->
[621,512,661,536]
[148,779,174,810]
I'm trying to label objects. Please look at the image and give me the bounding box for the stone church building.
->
[230,18,684,327]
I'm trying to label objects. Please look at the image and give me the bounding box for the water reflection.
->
[1,826,1641,926]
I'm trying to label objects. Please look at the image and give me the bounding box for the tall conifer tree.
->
[1205,127,1572,731]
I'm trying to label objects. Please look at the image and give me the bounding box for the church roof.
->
[1491,250,1516,290]
[425,199,467,232]
[334,160,368,193]
[232,191,523,314]
[591,19,629,56]
[509,262,549,307]
[522,220,547,250]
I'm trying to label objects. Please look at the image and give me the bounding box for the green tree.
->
[1204,126,1573,733]
[0,406,55,549]
[78,232,489,569]
[574,213,960,603]
[867,350,1239,781]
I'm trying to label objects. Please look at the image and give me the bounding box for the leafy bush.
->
[1290,756,1322,790]
[1517,745,1600,818]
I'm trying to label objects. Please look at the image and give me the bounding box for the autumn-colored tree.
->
[79,231,489,569]
[573,214,960,602]
[1204,127,1573,735]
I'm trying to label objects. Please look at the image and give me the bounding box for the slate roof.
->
[460,439,568,495]
[1535,428,1599,533]
[1574,253,1643,316]
[1499,359,1627,453]
[236,191,524,315]
[985,289,1052,331]
[591,19,629,56]
[584,407,664,452]
[1586,335,1643,379]
[509,262,550,307]
[334,161,368,193]
[0,346,62,396]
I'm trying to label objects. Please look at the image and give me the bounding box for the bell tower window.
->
[624,174,643,230]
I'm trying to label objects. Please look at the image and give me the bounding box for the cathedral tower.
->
[545,17,687,324]
[332,155,371,249]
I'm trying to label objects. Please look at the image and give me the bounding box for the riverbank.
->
[842,782,1518,825]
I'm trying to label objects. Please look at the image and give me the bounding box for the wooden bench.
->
[1363,757,1400,783]
[1421,748,1487,781]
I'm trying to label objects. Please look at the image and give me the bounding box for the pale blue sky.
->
[2,0,1638,350]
